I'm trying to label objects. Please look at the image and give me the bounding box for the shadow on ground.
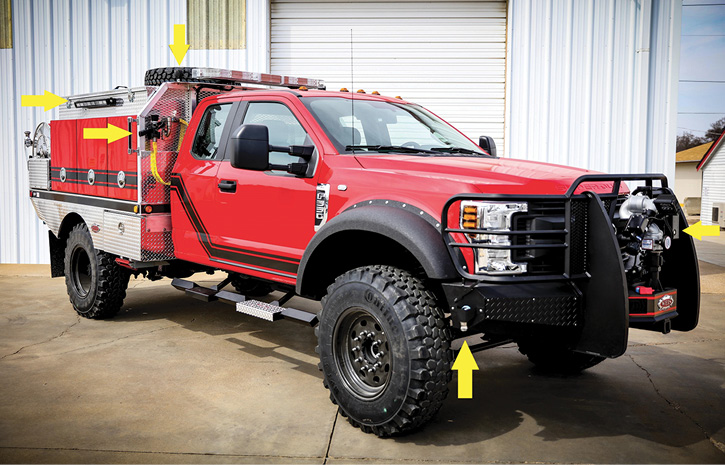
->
[101,278,723,453]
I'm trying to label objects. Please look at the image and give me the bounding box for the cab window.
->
[242,102,314,166]
[191,103,233,159]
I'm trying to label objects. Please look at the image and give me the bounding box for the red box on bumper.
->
[629,289,678,323]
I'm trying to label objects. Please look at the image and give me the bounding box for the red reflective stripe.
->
[630,307,677,317]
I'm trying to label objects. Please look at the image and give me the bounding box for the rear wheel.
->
[316,265,452,437]
[517,337,605,374]
[64,223,130,319]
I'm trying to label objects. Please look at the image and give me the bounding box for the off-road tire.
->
[64,223,130,319]
[230,274,273,298]
[517,338,605,374]
[316,265,453,437]
[144,67,234,86]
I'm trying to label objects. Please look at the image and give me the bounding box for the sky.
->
[677,0,725,137]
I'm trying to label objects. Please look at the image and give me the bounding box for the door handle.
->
[218,180,237,193]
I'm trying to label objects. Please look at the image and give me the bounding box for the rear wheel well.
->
[299,231,428,300]
[49,213,86,278]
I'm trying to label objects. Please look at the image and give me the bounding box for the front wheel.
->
[517,337,605,374]
[316,266,452,437]
[64,223,130,319]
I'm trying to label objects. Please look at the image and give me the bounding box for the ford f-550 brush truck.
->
[25,67,699,437]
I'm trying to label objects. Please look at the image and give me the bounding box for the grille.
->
[512,200,567,275]
[570,199,588,275]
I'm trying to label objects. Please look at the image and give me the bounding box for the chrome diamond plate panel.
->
[31,197,105,248]
[140,214,175,261]
[236,300,284,321]
[59,87,149,120]
[30,197,176,262]
[103,211,142,260]
[28,158,51,190]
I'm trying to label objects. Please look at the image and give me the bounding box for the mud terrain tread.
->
[144,67,234,86]
[64,223,129,319]
[316,265,452,437]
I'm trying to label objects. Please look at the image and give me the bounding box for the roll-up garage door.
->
[271,0,507,151]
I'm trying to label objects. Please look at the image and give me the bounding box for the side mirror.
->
[478,136,497,157]
[231,124,269,171]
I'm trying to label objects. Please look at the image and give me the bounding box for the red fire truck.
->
[26,67,699,436]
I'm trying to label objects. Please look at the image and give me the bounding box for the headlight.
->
[460,201,528,275]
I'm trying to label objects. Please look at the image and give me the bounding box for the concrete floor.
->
[0,263,723,464]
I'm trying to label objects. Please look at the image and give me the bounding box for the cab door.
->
[210,96,322,284]
[171,99,239,266]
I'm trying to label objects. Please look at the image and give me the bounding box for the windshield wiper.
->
[345,145,438,154]
[429,147,491,157]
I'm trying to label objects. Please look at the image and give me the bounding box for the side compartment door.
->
[210,97,322,283]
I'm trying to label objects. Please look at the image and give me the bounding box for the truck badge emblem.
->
[658,294,674,311]
[315,184,330,231]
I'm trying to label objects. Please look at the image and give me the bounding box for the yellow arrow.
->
[683,221,721,241]
[169,24,190,65]
[452,341,479,399]
[83,124,132,144]
[21,91,68,111]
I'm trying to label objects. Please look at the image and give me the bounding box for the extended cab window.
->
[242,102,313,166]
[191,103,233,159]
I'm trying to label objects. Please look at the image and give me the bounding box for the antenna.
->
[350,29,354,153]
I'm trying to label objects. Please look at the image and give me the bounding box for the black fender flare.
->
[296,205,458,296]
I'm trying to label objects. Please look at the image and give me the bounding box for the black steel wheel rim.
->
[71,245,92,298]
[333,307,392,400]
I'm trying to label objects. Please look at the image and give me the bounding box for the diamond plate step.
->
[236,300,284,322]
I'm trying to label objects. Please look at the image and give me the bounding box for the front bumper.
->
[440,174,700,358]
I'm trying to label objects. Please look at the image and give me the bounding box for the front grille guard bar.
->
[441,173,668,283]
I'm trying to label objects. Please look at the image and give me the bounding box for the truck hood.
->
[353,154,607,195]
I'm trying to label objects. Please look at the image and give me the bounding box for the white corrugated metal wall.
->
[269,0,507,151]
[701,148,725,226]
[0,0,269,264]
[505,0,681,183]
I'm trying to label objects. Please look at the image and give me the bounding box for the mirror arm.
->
[269,144,290,154]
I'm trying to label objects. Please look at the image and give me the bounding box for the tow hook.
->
[455,304,475,332]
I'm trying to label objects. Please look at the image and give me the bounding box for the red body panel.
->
[76,118,109,197]
[170,90,613,286]
[50,120,77,193]
[107,116,138,201]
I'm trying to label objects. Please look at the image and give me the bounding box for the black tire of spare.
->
[316,265,453,437]
[230,274,273,298]
[143,67,234,86]
[64,223,130,319]
[517,338,606,374]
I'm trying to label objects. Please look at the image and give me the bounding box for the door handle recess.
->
[218,180,237,193]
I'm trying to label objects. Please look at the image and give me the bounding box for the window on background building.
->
[188,0,245,50]
[0,0,11,49]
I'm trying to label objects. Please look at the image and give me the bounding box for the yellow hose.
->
[177,118,188,151]
[150,141,170,186]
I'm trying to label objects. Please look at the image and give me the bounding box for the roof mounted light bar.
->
[191,68,326,90]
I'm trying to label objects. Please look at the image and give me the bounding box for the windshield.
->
[302,97,489,156]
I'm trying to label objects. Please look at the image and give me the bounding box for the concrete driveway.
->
[0,264,723,464]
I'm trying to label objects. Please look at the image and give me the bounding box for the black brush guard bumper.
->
[440,174,700,358]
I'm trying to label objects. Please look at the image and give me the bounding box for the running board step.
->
[171,278,318,326]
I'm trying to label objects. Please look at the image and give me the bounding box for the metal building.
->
[1,0,681,264]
